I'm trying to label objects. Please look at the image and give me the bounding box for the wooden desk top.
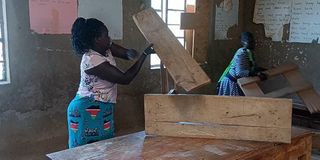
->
[47,127,312,160]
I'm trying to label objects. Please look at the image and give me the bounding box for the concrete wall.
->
[0,0,160,159]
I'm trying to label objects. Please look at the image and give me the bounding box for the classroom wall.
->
[209,0,320,94]
[0,0,159,159]
[243,0,320,92]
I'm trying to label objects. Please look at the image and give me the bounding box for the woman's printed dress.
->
[218,47,254,96]
[67,49,117,148]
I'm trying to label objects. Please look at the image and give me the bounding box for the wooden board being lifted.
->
[133,8,211,92]
[145,94,293,143]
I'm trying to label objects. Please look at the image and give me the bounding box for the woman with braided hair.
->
[67,17,155,148]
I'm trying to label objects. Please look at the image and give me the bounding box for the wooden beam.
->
[180,0,211,63]
[145,94,292,143]
[133,8,211,92]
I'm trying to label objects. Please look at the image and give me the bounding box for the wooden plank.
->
[133,8,211,92]
[263,84,312,98]
[238,63,298,86]
[185,5,195,56]
[237,63,320,114]
[284,70,320,113]
[144,94,292,143]
[47,128,312,160]
[193,0,210,63]
[237,77,260,87]
[264,63,298,77]
[298,89,320,113]
[160,63,169,93]
[240,83,264,97]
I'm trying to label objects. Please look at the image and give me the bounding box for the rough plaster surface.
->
[0,0,160,159]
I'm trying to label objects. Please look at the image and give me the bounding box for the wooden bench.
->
[46,127,312,160]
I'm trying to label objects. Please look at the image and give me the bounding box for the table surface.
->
[47,127,312,160]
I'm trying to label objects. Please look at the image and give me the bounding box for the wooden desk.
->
[47,128,312,160]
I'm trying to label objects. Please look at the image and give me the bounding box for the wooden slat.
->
[263,84,312,98]
[145,94,292,143]
[185,5,195,56]
[240,83,264,97]
[237,77,260,87]
[284,70,320,113]
[193,0,210,63]
[298,89,320,113]
[238,63,298,86]
[133,8,211,92]
[238,63,320,114]
[264,63,298,77]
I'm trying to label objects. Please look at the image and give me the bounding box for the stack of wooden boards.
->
[133,8,294,144]
[237,63,320,114]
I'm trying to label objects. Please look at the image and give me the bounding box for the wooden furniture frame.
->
[237,63,320,113]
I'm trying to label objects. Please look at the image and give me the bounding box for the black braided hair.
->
[71,17,108,55]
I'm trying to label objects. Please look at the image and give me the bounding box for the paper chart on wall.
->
[253,0,291,41]
[289,0,320,43]
[78,0,123,40]
[29,0,77,34]
[214,0,239,40]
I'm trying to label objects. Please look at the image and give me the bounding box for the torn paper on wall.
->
[215,0,239,40]
[289,0,320,43]
[253,0,291,41]
[78,0,123,40]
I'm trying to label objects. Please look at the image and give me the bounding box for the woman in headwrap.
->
[217,32,266,96]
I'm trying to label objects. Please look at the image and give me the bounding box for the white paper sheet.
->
[289,0,320,43]
[253,0,291,41]
[78,0,123,40]
[215,0,239,40]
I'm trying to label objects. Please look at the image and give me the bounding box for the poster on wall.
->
[253,0,320,43]
[289,0,320,43]
[253,0,291,41]
[214,0,239,40]
[29,0,77,34]
[78,0,123,40]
